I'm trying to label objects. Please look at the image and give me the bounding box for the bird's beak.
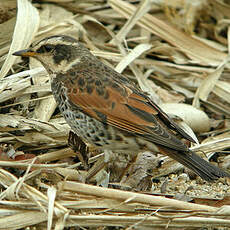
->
[13,49,38,57]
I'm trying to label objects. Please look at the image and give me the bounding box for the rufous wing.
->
[67,80,187,151]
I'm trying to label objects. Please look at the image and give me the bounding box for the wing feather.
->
[66,77,187,151]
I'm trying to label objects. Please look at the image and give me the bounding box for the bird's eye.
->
[37,44,54,53]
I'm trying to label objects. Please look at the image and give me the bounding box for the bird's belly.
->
[53,85,160,153]
[60,106,151,152]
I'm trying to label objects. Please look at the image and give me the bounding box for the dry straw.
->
[0,0,230,229]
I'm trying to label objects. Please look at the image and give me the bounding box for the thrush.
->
[13,35,230,182]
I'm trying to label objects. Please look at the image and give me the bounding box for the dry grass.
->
[1,0,230,229]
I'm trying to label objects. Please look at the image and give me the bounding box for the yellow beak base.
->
[13,49,37,57]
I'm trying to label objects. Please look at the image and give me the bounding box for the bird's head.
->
[13,35,91,74]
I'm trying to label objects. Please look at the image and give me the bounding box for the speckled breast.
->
[50,78,150,153]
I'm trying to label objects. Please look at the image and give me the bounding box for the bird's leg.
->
[120,152,138,180]
[68,131,89,170]
[84,150,113,183]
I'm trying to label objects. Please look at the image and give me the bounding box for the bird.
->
[13,35,230,182]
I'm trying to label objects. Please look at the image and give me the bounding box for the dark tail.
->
[159,147,230,182]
